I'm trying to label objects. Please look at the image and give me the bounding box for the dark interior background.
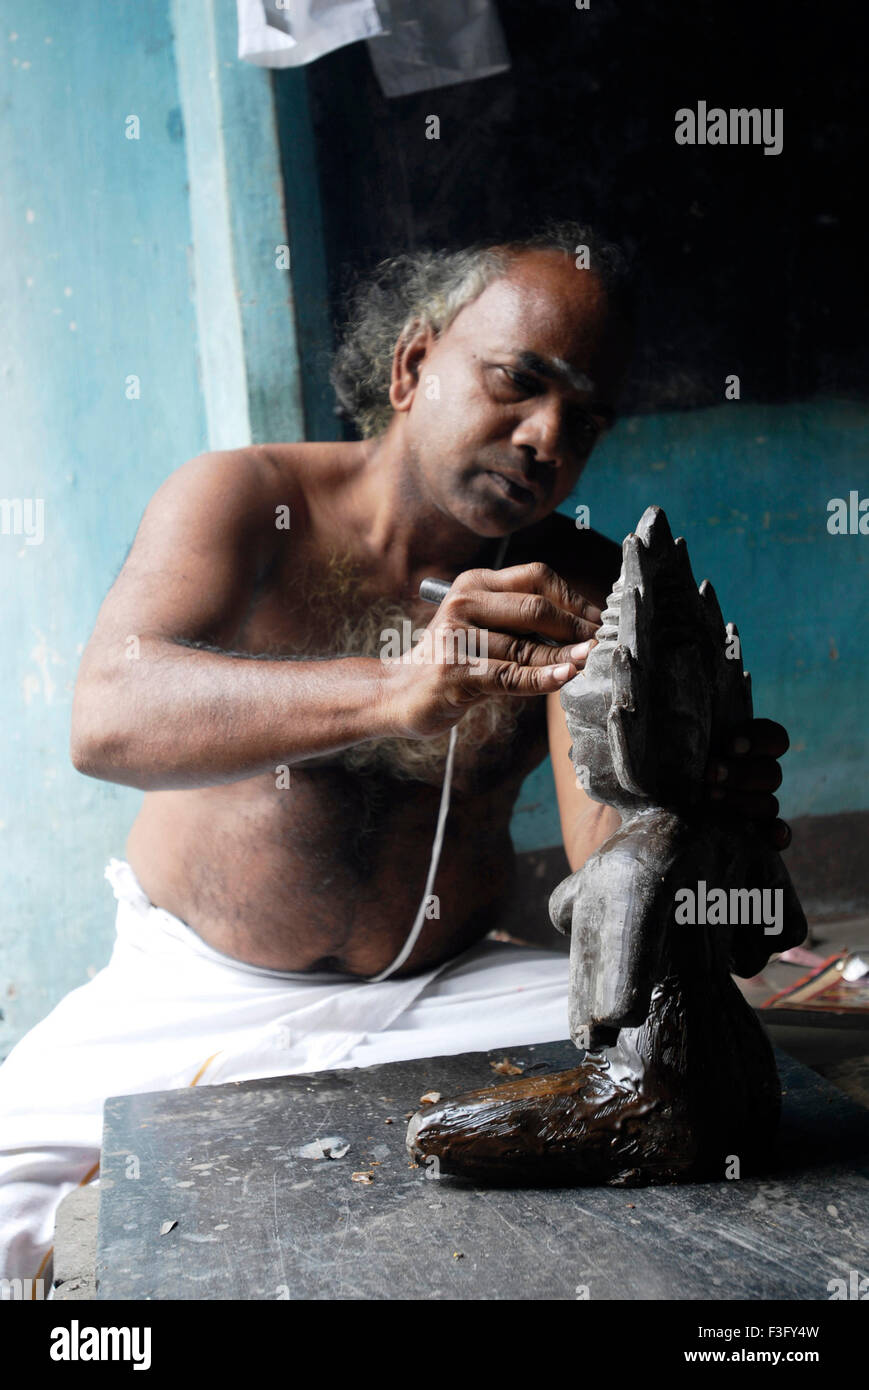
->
[279,0,867,420]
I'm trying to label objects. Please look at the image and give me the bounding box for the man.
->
[0,225,790,1279]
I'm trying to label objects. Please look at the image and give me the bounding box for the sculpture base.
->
[407,967,782,1185]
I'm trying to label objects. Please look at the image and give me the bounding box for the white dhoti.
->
[0,859,570,1283]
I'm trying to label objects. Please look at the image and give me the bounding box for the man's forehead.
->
[449,261,611,361]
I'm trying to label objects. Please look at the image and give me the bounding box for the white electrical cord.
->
[365,721,459,983]
[366,534,511,982]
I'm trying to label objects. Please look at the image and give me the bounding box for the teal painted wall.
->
[0,4,208,1055]
[0,1,312,1057]
[513,399,869,851]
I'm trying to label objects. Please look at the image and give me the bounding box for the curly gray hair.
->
[330,222,631,438]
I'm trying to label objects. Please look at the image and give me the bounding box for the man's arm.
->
[547,691,621,870]
[528,512,622,869]
[71,453,598,793]
[70,450,393,791]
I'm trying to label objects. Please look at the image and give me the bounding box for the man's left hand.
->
[705,718,792,850]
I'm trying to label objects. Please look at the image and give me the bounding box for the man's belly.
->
[125,768,518,977]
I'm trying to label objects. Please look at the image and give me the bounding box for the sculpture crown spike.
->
[561,504,753,810]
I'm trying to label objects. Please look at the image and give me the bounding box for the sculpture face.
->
[562,507,747,814]
[407,506,808,1187]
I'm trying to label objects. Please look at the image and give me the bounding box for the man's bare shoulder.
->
[259,438,364,486]
[152,443,292,514]
[153,440,359,532]
[508,509,621,608]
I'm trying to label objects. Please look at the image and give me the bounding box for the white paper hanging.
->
[237,0,387,68]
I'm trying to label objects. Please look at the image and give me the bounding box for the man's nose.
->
[512,401,568,468]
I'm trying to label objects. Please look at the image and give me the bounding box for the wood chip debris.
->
[351,1171,374,1184]
[420,1090,441,1104]
[297,1136,351,1161]
[490,1057,524,1075]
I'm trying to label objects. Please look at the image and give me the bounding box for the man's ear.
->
[389,320,435,414]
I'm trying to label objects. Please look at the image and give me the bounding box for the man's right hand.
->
[382,561,601,740]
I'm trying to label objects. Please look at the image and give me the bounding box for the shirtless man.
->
[72,231,790,972]
[0,227,790,1279]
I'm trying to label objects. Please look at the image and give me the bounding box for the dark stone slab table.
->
[95,1042,869,1300]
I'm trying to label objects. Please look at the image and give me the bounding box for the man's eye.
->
[497,367,536,393]
[573,412,603,439]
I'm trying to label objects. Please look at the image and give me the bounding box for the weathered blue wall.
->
[513,399,869,851]
[0,1,309,1058]
[0,4,208,1055]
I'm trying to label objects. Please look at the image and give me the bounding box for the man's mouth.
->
[486,470,540,506]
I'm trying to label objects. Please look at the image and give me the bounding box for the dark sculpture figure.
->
[407,507,807,1185]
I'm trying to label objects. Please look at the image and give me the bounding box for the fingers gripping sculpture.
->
[407,507,807,1185]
